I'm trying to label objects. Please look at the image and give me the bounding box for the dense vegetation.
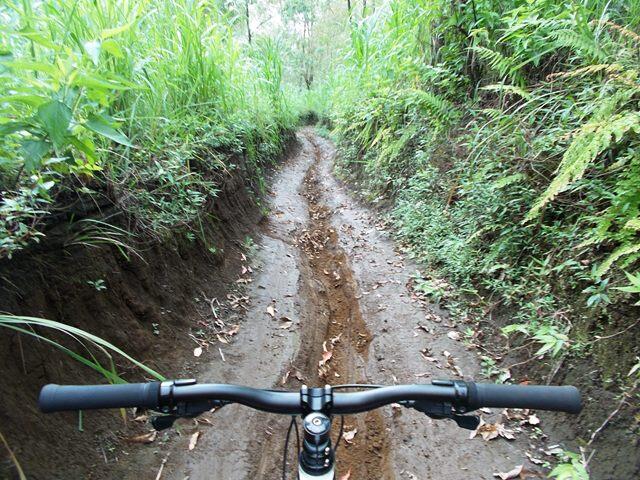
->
[0,0,296,259]
[323,1,640,475]
[331,0,640,383]
[2,0,640,478]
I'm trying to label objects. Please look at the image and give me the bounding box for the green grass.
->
[0,315,165,383]
[0,0,296,258]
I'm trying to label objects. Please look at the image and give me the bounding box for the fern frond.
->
[551,29,607,62]
[403,89,460,123]
[595,242,640,277]
[546,63,623,82]
[625,218,640,231]
[482,83,531,99]
[473,46,525,85]
[526,112,640,220]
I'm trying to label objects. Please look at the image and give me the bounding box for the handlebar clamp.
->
[300,384,333,415]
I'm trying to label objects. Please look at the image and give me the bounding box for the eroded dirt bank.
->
[0,144,295,480]
[150,130,573,480]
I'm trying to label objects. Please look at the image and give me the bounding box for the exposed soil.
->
[2,130,593,479]
[0,145,295,480]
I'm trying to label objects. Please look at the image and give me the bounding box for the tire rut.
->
[251,132,393,479]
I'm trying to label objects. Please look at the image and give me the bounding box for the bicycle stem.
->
[299,412,334,477]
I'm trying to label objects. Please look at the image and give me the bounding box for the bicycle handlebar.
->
[39,383,161,412]
[467,382,581,412]
[39,380,582,415]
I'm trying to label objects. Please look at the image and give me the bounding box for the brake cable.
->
[282,416,301,480]
[333,415,345,454]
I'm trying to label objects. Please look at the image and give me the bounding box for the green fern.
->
[481,83,531,99]
[551,28,608,62]
[403,88,459,123]
[596,242,640,277]
[527,111,640,220]
[625,218,640,230]
[474,46,525,86]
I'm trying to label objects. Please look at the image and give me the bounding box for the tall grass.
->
[0,0,295,257]
[0,315,165,382]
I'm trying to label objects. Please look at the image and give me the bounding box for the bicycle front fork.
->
[299,412,335,479]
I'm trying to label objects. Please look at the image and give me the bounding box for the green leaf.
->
[69,137,97,161]
[0,121,31,136]
[36,101,72,150]
[615,271,640,294]
[72,72,134,91]
[21,139,51,171]
[101,39,124,58]
[0,94,49,107]
[0,59,59,77]
[15,29,57,50]
[100,21,135,40]
[84,114,133,147]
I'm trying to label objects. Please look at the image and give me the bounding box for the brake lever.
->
[151,399,229,431]
[402,400,480,431]
[151,414,179,431]
[450,414,480,430]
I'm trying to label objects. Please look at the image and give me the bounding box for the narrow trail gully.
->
[144,129,559,480]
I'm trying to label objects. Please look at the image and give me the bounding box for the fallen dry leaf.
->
[193,346,203,357]
[526,452,545,465]
[279,321,293,329]
[188,431,200,451]
[526,414,540,426]
[493,465,523,480]
[225,324,240,336]
[342,428,358,444]
[447,331,461,341]
[470,419,515,441]
[127,431,157,444]
[319,350,333,367]
[266,304,276,317]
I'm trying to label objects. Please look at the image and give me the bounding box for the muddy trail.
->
[121,130,567,480]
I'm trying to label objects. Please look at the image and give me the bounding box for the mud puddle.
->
[139,129,565,480]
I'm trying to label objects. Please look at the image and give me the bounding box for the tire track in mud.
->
[252,134,393,479]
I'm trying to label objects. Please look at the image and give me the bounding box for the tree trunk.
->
[245,0,252,44]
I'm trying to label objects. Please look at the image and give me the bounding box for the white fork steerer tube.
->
[299,467,335,480]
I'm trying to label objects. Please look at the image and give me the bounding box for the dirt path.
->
[150,129,556,480]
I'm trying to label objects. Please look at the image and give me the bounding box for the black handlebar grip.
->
[467,383,582,414]
[39,383,161,413]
